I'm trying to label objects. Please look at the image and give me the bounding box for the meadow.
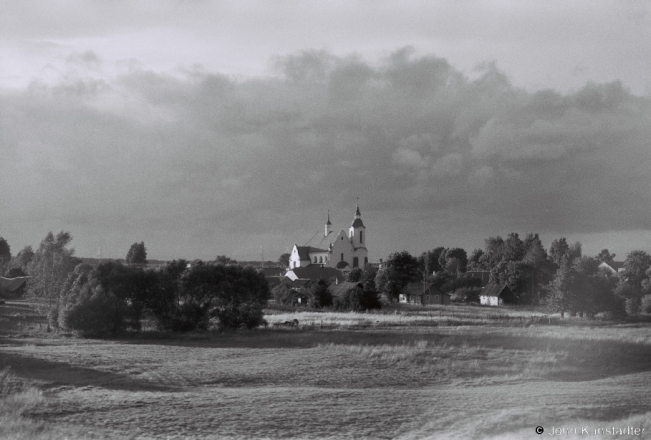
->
[1,300,651,439]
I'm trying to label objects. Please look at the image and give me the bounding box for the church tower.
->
[325,210,333,237]
[349,202,366,249]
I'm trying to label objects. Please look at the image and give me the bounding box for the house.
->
[0,276,29,296]
[327,281,364,298]
[479,283,516,306]
[599,261,625,276]
[399,282,450,305]
[288,203,368,274]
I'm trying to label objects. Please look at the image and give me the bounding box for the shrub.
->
[625,297,641,316]
[333,287,380,311]
[307,283,332,308]
[450,286,482,303]
[641,295,651,314]
[59,287,127,337]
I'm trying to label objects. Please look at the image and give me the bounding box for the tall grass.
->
[0,366,50,440]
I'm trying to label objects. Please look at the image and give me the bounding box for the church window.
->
[340,253,344,261]
[319,256,323,263]
[353,257,359,268]
[364,257,368,266]
[360,231,363,243]
[314,256,317,263]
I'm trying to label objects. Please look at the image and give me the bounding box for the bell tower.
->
[325,210,333,237]
[348,201,366,248]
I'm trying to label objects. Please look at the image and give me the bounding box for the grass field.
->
[2,300,651,439]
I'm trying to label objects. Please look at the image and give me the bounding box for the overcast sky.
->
[1,0,650,262]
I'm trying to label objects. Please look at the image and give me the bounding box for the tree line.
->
[374,232,651,318]
[0,232,269,336]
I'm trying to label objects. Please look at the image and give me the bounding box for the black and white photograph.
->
[1,1,650,438]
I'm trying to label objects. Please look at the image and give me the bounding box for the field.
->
[2,301,651,439]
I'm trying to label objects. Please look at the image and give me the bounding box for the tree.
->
[277,253,290,267]
[438,248,468,276]
[417,247,445,274]
[375,251,420,302]
[26,232,81,303]
[503,233,525,261]
[549,238,570,266]
[126,242,147,265]
[307,282,332,308]
[467,249,485,271]
[346,268,363,282]
[0,237,11,274]
[215,255,237,266]
[480,236,505,269]
[490,260,533,302]
[10,246,34,275]
[360,265,378,291]
[621,250,651,290]
[596,249,616,264]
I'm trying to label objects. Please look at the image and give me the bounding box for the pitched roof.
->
[480,283,511,297]
[287,266,344,282]
[0,277,29,292]
[351,218,365,228]
[600,261,624,271]
[328,281,363,297]
[401,282,446,297]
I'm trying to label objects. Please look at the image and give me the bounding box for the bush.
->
[307,283,332,308]
[641,295,651,314]
[450,286,482,303]
[333,287,380,311]
[625,297,641,316]
[59,287,127,337]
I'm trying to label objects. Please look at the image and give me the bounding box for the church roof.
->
[286,266,344,283]
[351,218,365,228]
[295,246,329,260]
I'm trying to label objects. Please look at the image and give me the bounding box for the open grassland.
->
[1,300,651,439]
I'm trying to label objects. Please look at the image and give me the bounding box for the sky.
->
[1,0,650,262]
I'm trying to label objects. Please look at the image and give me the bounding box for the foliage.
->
[490,260,533,301]
[59,286,128,337]
[417,247,445,274]
[9,246,34,275]
[0,238,10,274]
[621,250,651,290]
[438,248,468,275]
[214,255,238,265]
[277,253,290,267]
[307,283,333,308]
[6,267,26,278]
[625,297,640,316]
[549,238,581,266]
[126,242,148,265]
[26,232,81,303]
[467,249,484,271]
[546,258,623,318]
[450,286,482,303]
[596,249,616,264]
[346,268,363,282]
[272,283,296,305]
[360,265,378,291]
[333,286,380,311]
[375,251,420,302]
[641,294,651,314]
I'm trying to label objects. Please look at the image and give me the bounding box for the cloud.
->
[1,48,650,259]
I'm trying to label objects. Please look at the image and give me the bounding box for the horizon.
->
[1,1,650,263]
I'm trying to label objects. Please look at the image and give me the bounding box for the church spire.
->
[354,197,361,219]
[325,209,333,236]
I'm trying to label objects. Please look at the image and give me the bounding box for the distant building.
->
[284,266,345,283]
[479,283,515,306]
[288,203,368,273]
[598,261,625,276]
[399,282,450,306]
[0,277,29,296]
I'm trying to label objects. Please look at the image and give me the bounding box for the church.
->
[288,203,368,273]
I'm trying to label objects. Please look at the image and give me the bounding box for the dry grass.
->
[2,302,651,438]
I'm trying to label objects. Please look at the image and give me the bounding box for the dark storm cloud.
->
[1,49,649,258]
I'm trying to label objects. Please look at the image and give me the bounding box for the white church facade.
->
[288,203,368,273]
